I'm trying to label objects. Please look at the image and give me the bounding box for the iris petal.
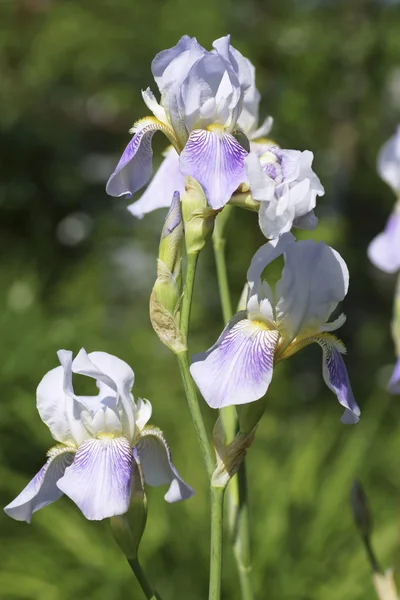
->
[137,429,194,502]
[4,447,75,523]
[128,147,185,218]
[106,117,176,198]
[316,334,360,424]
[180,128,248,209]
[57,437,133,521]
[368,209,400,274]
[190,318,279,408]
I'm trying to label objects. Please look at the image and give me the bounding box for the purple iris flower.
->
[106,35,256,211]
[4,349,193,522]
[190,233,360,424]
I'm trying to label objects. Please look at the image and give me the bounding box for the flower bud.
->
[150,192,186,353]
[181,176,218,255]
[110,457,147,561]
[159,191,184,278]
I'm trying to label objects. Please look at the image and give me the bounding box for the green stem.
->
[209,486,225,600]
[213,236,233,323]
[233,463,253,600]
[181,252,198,341]
[128,558,162,600]
[212,223,254,600]
[177,351,214,479]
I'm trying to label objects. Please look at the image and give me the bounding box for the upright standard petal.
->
[73,349,135,441]
[36,364,73,445]
[180,128,248,209]
[151,35,205,93]
[128,147,185,218]
[275,240,349,341]
[368,209,400,273]
[57,437,133,520]
[106,118,176,198]
[246,232,295,296]
[137,429,194,503]
[388,356,400,394]
[190,318,279,408]
[315,334,360,424]
[377,126,400,193]
[4,447,75,523]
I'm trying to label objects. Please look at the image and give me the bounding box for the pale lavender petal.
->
[37,350,90,446]
[137,430,194,502]
[315,334,360,424]
[246,232,295,296]
[180,129,248,209]
[36,363,72,445]
[106,119,166,198]
[388,356,400,394]
[57,437,132,520]
[4,447,75,523]
[73,350,135,442]
[151,35,205,92]
[128,147,185,218]
[377,126,400,192]
[275,240,349,341]
[368,210,400,274]
[293,209,318,230]
[190,318,279,408]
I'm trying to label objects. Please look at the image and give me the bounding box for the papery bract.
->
[4,349,193,523]
[190,233,360,424]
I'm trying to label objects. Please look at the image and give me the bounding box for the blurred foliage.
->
[1,0,400,599]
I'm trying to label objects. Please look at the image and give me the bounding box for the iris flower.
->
[190,234,360,424]
[245,146,324,239]
[125,48,273,220]
[368,128,400,274]
[106,35,254,211]
[5,349,193,522]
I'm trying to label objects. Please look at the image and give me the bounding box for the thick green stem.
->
[209,486,225,600]
[128,558,162,600]
[177,251,214,478]
[212,220,254,600]
[177,351,214,479]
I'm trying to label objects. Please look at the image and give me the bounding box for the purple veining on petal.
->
[368,209,400,274]
[57,437,133,520]
[128,146,185,219]
[180,129,248,209]
[106,121,164,198]
[190,318,279,408]
[4,448,75,523]
[388,356,400,394]
[316,335,360,424]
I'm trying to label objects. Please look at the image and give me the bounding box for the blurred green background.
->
[2,0,400,598]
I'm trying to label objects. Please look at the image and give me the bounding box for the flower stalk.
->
[209,485,225,600]
[212,211,255,600]
[128,558,163,600]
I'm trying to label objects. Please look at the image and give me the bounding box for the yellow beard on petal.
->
[275,331,346,363]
